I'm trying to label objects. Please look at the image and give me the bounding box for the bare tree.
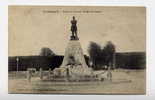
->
[87,41,102,69]
[87,41,116,70]
[40,47,55,56]
[104,41,116,69]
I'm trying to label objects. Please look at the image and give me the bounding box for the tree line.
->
[9,42,145,71]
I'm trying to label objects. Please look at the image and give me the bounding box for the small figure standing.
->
[66,68,70,77]
[39,68,43,80]
[66,68,70,82]
[71,16,78,40]
[27,69,32,82]
[107,67,112,81]
[48,68,51,80]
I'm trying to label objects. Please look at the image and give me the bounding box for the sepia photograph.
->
[8,6,146,94]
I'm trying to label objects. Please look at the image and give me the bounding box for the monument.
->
[54,16,93,79]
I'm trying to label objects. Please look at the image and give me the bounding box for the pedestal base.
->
[70,36,79,40]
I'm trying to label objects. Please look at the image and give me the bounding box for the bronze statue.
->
[70,16,78,40]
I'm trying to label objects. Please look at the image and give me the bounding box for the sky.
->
[9,6,146,56]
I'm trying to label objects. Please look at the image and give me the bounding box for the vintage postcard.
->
[8,6,146,94]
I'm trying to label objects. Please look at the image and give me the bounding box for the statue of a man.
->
[71,16,78,39]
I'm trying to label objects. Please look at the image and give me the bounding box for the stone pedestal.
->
[54,40,92,78]
[70,36,79,40]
